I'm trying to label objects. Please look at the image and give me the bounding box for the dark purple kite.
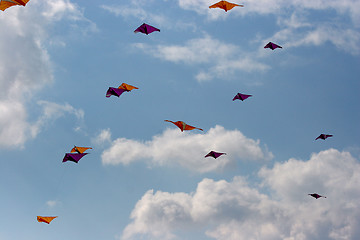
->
[205,151,226,159]
[134,23,160,35]
[264,42,282,50]
[62,153,88,163]
[106,87,126,98]
[308,193,326,199]
[315,134,333,140]
[233,93,252,101]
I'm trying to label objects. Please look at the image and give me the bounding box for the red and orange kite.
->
[209,1,243,12]
[0,0,29,11]
[70,146,92,154]
[37,216,57,224]
[165,120,203,132]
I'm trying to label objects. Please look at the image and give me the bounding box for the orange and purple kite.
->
[308,193,326,199]
[0,0,29,11]
[106,83,138,98]
[315,134,333,140]
[264,42,282,50]
[134,23,160,35]
[165,120,203,132]
[209,1,243,11]
[233,93,252,101]
[205,151,226,159]
[37,216,57,224]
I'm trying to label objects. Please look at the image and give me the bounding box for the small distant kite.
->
[71,146,92,154]
[205,151,226,159]
[134,23,160,35]
[0,0,29,11]
[233,93,252,101]
[209,1,243,11]
[264,42,282,50]
[308,193,326,199]
[106,83,138,98]
[63,153,88,163]
[165,120,203,132]
[315,134,333,140]
[37,216,57,224]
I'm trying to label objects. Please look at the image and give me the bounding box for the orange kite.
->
[0,0,29,11]
[118,83,138,91]
[209,1,243,12]
[37,216,57,224]
[70,146,92,154]
[165,120,203,132]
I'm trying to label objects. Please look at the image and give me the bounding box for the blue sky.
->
[0,0,359,239]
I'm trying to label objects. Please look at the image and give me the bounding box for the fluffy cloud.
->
[101,125,273,173]
[0,0,93,148]
[121,148,360,240]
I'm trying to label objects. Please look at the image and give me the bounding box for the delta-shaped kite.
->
[209,1,243,12]
[71,146,92,154]
[63,153,88,163]
[37,216,57,224]
[106,83,138,98]
[0,0,29,11]
[134,23,160,35]
[165,120,203,132]
[315,134,333,140]
[233,93,252,101]
[205,151,226,159]
[264,42,282,50]
[308,193,326,199]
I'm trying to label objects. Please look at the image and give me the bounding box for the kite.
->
[233,93,252,101]
[63,153,88,163]
[70,146,92,154]
[106,83,138,98]
[0,0,29,11]
[205,151,226,159]
[315,134,333,140]
[209,1,243,11]
[308,193,326,199]
[164,120,203,132]
[264,42,282,50]
[134,23,160,35]
[37,216,57,224]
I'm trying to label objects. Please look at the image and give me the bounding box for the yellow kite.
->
[0,0,29,11]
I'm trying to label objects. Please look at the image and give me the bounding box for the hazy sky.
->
[0,0,359,239]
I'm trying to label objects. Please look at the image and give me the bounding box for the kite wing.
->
[37,216,57,224]
[205,151,226,159]
[209,1,243,12]
[70,146,92,154]
[165,120,203,132]
[106,87,126,98]
[0,0,29,11]
[264,42,282,50]
[233,93,252,101]
[315,134,333,140]
[118,83,138,91]
[134,23,160,35]
[63,153,88,163]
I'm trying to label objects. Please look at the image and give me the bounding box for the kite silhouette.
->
[106,83,138,98]
[264,42,282,50]
[0,0,29,11]
[233,93,252,101]
[63,153,88,163]
[209,1,243,11]
[205,151,226,159]
[315,134,333,140]
[165,120,203,132]
[134,23,160,35]
[37,216,57,224]
[308,193,326,199]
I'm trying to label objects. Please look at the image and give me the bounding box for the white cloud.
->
[133,35,269,81]
[0,0,94,148]
[101,125,273,173]
[92,128,112,146]
[121,148,360,240]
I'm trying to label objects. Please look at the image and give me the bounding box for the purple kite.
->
[308,193,326,199]
[315,134,333,140]
[233,93,252,101]
[134,23,160,35]
[264,42,282,50]
[62,153,88,163]
[106,87,126,98]
[205,151,226,159]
